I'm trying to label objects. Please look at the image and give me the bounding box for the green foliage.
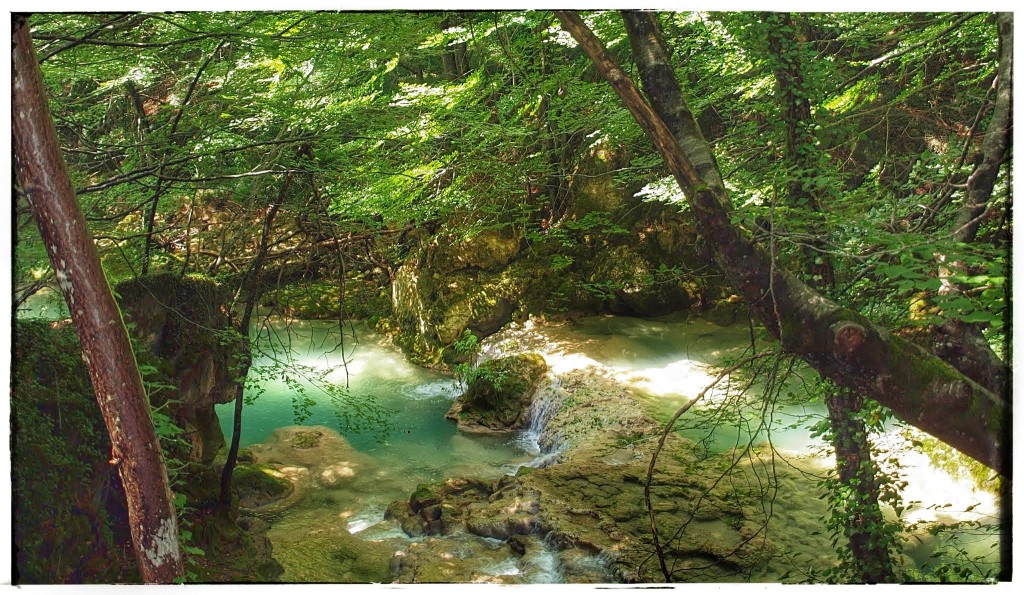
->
[906,519,1001,583]
[16,10,1011,583]
[11,321,138,583]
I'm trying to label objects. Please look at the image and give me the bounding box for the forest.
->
[9,10,1011,584]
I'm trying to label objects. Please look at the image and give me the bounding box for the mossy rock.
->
[290,430,323,449]
[585,245,698,316]
[232,464,293,509]
[428,227,523,272]
[116,273,245,464]
[446,353,548,432]
[11,320,282,583]
[187,507,284,582]
[272,530,393,583]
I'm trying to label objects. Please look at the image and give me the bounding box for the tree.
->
[554,10,1008,478]
[12,15,184,583]
[756,12,894,581]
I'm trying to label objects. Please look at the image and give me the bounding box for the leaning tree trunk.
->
[555,11,1008,478]
[932,12,1012,399]
[12,16,183,583]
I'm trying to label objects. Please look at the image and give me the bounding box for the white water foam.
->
[403,378,461,401]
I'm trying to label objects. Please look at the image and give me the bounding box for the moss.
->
[11,321,139,583]
[117,273,236,362]
[448,353,548,431]
[232,465,293,508]
[116,273,246,463]
[270,526,393,582]
[290,430,323,449]
[12,319,283,584]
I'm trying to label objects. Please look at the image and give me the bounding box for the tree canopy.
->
[12,10,1011,583]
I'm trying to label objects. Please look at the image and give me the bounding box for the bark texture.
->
[761,12,893,580]
[555,10,1008,477]
[12,16,183,583]
[931,12,1012,401]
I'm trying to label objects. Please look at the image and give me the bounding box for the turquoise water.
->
[486,314,831,455]
[216,318,533,496]
[15,288,69,320]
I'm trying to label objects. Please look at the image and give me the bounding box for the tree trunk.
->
[759,12,893,580]
[826,391,896,583]
[931,12,1012,399]
[555,10,1008,477]
[218,180,287,509]
[12,16,183,583]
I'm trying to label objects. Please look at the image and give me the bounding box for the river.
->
[218,313,1002,583]
[14,291,1001,582]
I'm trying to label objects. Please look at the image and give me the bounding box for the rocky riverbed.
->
[235,317,843,583]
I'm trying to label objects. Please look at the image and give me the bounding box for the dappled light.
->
[11,8,1009,586]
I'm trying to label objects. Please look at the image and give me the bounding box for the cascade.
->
[514,378,567,469]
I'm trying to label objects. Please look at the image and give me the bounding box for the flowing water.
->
[15,291,1001,581]
[217,318,535,509]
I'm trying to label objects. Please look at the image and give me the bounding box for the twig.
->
[644,350,778,582]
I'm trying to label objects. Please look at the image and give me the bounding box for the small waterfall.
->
[522,539,565,583]
[515,378,567,469]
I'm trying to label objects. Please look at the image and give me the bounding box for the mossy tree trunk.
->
[762,13,894,580]
[13,16,183,583]
[555,10,1008,478]
[825,391,896,582]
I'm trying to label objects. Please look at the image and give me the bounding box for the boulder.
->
[585,245,699,317]
[116,274,245,463]
[567,138,634,217]
[388,227,526,368]
[446,354,548,432]
[429,228,523,272]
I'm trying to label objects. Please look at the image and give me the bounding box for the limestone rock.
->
[116,273,245,463]
[429,228,523,273]
[446,353,548,432]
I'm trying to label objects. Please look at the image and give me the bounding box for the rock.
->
[387,224,574,368]
[271,279,388,321]
[270,526,394,583]
[446,354,548,432]
[704,298,750,327]
[116,274,245,463]
[11,320,283,583]
[429,228,523,273]
[567,138,633,217]
[585,245,698,317]
[11,321,138,583]
[242,425,383,514]
[388,477,496,538]
[392,536,520,584]
[232,464,293,508]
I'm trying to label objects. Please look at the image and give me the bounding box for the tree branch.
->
[555,10,1008,477]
